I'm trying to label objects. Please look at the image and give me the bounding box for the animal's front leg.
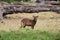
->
[31,26,34,29]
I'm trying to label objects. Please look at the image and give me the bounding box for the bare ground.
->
[0,12,60,32]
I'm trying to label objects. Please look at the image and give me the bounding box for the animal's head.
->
[33,15,39,21]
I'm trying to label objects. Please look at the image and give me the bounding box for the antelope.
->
[21,16,38,29]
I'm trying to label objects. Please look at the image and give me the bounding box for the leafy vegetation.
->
[0,29,59,40]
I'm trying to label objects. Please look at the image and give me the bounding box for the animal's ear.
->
[36,16,39,17]
[33,15,35,17]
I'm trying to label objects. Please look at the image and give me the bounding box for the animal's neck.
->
[33,18,37,21]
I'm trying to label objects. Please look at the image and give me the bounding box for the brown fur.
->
[21,16,38,29]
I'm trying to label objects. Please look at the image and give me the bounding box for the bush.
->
[23,0,30,2]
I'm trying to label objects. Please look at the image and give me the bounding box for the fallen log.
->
[0,4,60,19]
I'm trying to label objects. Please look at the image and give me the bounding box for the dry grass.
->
[0,12,60,31]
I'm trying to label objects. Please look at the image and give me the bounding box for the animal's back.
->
[21,18,33,25]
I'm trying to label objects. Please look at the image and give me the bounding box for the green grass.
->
[0,29,60,40]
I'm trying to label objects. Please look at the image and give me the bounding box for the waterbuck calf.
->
[21,16,38,29]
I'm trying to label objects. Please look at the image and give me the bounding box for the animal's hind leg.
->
[23,26,26,28]
[20,22,23,28]
[20,22,25,28]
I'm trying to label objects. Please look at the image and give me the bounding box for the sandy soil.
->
[0,12,60,31]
